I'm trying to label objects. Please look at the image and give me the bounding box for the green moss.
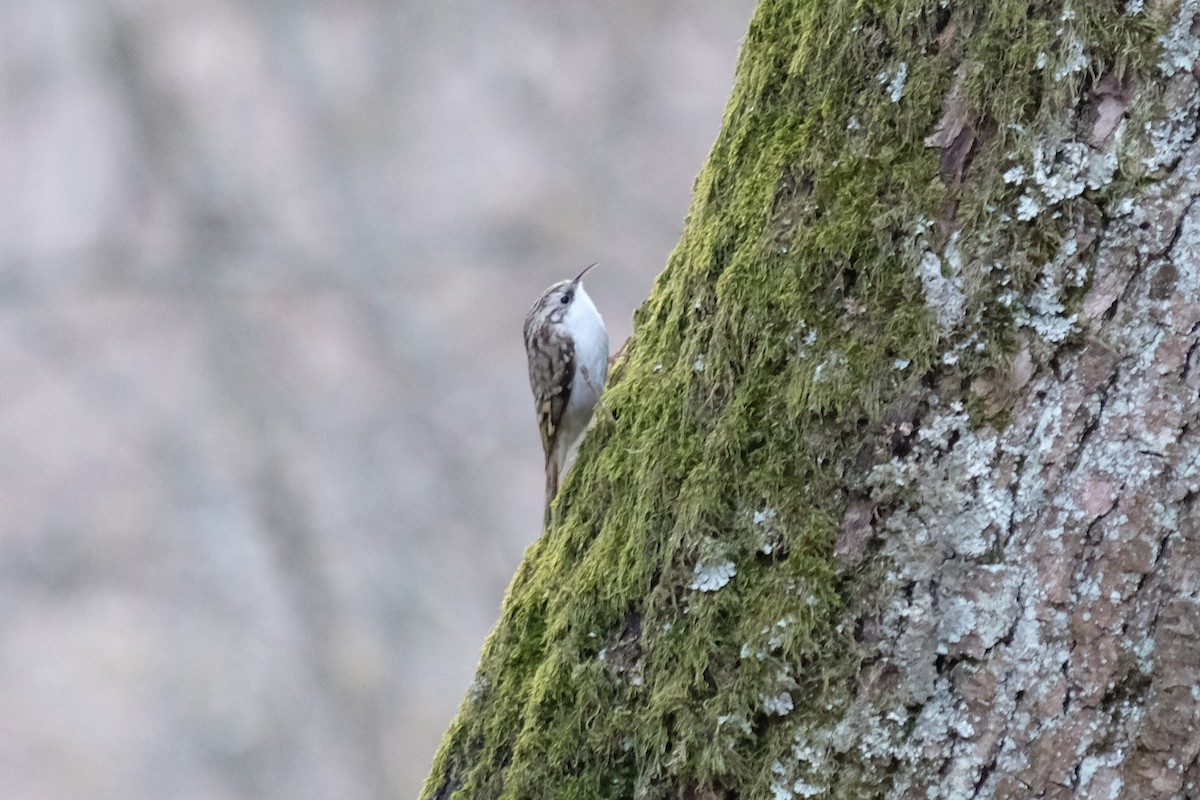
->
[421,1,1165,798]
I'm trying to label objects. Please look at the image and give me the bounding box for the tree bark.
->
[423,1,1200,798]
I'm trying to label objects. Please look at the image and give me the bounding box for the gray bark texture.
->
[424,1,1200,797]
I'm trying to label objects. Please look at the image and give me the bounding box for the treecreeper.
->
[523,263,609,525]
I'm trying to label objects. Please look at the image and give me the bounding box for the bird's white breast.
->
[563,285,608,425]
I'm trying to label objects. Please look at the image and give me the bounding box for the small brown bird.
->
[523,263,609,524]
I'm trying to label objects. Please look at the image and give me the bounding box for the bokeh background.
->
[0,1,756,797]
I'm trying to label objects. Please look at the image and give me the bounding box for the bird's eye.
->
[561,292,573,304]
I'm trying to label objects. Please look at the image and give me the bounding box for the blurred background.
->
[0,1,756,797]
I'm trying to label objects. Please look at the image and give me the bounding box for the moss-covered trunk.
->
[423,1,1200,797]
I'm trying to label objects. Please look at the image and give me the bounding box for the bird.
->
[523,263,609,525]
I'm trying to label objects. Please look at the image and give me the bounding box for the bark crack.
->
[1164,194,1199,258]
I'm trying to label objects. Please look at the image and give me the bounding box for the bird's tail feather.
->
[543,453,560,527]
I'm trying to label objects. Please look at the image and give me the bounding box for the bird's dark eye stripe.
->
[561,292,572,304]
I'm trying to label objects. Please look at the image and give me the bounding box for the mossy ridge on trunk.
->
[422,1,1165,798]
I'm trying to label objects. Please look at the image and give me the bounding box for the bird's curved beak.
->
[573,262,599,285]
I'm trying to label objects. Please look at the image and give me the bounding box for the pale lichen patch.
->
[1054,36,1091,82]
[762,691,795,716]
[689,560,737,592]
[1158,0,1200,77]
[917,252,966,332]
[878,61,908,103]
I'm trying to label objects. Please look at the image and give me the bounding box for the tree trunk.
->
[422,0,1200,797]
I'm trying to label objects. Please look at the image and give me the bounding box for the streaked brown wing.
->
[528,328,573,460]
[533,335,574,460]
